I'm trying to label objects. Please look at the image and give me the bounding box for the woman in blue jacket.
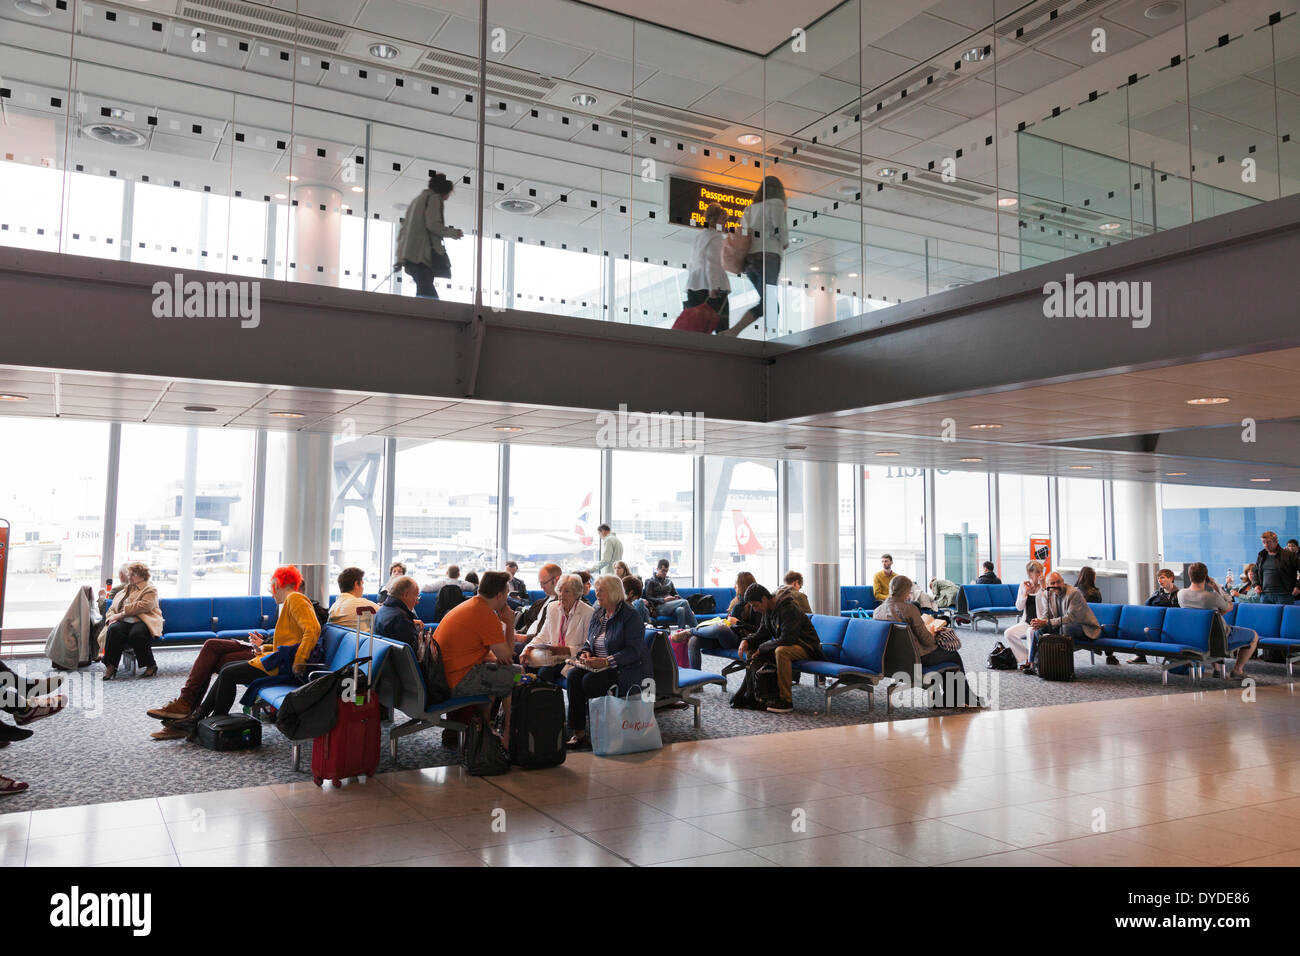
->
[565,574,652,749]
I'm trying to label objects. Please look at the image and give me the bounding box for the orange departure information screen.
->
[667,177,754,228]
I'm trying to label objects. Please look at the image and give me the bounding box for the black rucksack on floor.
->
[1036,634,1075,681]
[730,659,780,710]
[463,714,510,776]
[688,593,716,614]
[508,680,566,769]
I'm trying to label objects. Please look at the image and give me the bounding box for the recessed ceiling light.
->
[483,103,508,117]
[876,167,899,179]
[1165,472,1187,476]
[969,423,1002,430]
[847,272,858,278]
[1098,221,1122,231]
[571,92,599,108]
[183,404,217,413]
[284,174,299,182]
[108,107,129,120]
[788,236,804,244]
[962,46,988,62]
[1070,465,1093,470]
[14,0,52,17]
[1186,396,1230,405]
[494,198,541,215]
[836,183,860,197]
[350,186,364,193]
[958,457,984,462]
[875,451,900,457]
[997,196,1018,207]
[809,266,820,272]
[273,193,287,200]
[368,43,400,60]
[268,411,304,419]
[1250,477,1271,482]
[737,133,763,146]
[494,425,523,433]
[0,393,29,402]
[1144,0,1181,19]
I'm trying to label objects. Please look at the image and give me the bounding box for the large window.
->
[702,457,779,588]
[785,461,858,587]
[610,450,692,581]
[1161,483,1300,578]
[507,446,601,578]
[1060,477,1106,561]
[999,474,1050,576]
[0,418,111,629]
[932,470,991,586]
[113,425,256,598]
[392,440,498,585]
[862,466,926,586]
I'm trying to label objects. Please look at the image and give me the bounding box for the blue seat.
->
[213,596,270,640]
[840,586,878,613]
[1090,603,1123,640]
[373,639,490,765]
[1131,607,1214,684]
[962,585,1019,629]
[810,613,850,660]
[413,591,439,624]
[157,597,217,643]
[527,589,545,604]
[792,618,893,712]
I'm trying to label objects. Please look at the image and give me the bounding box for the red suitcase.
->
[312,608,382,787]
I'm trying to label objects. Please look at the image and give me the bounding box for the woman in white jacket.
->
[395,172,463,299]
[520,573,594,683]
[684,203,731,330]
[1004,560,1047,667]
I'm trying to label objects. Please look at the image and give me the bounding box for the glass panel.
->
[113,424,256,598]
[393,439,498,583]
[507,445,601,572]
[998,473,1049,575]
[611,450,693,581]
[932,469,991,584]
[862,464,926,586]
[839,461,857,585]
[786,460,854,585]
[1160,482,1300,581]
[0,417,110,629]
[1060,476,1106,561]
[330,430,386,586]
[702,457,779,586]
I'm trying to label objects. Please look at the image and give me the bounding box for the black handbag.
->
[430,249,452,279]
[987,642,1018,670]
[462,714,510,776]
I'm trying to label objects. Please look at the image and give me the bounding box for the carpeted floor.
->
[2,623,1293,812]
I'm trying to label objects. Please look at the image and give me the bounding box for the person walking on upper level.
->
[722,176,787,338]
[396,172,463,299]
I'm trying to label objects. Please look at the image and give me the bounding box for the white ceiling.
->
[574,0,848,55]
[1,347,1297,489]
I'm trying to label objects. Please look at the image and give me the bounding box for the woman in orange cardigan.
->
[166,566,320,739]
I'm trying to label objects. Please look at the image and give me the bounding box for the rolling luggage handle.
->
[351,606,374,705]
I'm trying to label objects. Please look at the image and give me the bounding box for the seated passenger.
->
[160,566,321,741]
[873,554,895,601]
[1179,561,1254,679]
[423,564,476,594]
[644,559,696,627]
[0,658,66,796]
[1233,566,1261,600]
[976,561,1001,585]
[374,575,422,648]
[1025,571,1101,671]
[874,575,981,707]
[465,571,480,590]
[377,562,406,603]
[504,561,529,610]
[929,576,959,610]
[329,566,380,629]
[737,582,823,714]
[783,570,812,613]
[613,561,631,579]
[687,571,759,670]
[520,573,593,683]
[101,562,163,680]
[564,574,651,750]
[515,562,562,638]
[1002,560,1046,668]
[622,575,650,625]
[434,571,520,738]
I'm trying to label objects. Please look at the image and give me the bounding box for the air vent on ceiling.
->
[179,0,347,51]
[866,64,941,105]
[909,170,997,200]
[82,122,147,148]
[417,50,556,100]
[770,139,861,176]
[996,0,1115,44]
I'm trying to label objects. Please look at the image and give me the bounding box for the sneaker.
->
[766,702,794,713]
[1105,654,1121,666]
[147,699,192,721]
[15,696,66,726]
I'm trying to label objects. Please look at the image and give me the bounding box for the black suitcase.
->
[508,680,566,769]
[1036,634,1075,681]
[197,714,262,751]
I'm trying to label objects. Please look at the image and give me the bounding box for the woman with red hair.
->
[157,566,321,741]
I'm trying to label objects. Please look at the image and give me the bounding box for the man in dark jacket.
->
[976,562,1001,585]
[373,576,421,649]
[1255,532,1300,605]
[740,583,822,713]
[1146,569,1180,609]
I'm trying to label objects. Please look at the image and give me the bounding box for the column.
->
[1115,479,1160,605]
[802,281,839,613]
[292,184,343,287]
[177,426,198,596]
[283,432,334,605]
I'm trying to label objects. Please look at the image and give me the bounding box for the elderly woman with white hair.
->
[564,574,653,750]
[520,572,594,683]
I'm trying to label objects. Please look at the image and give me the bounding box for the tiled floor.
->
[6,684,1300,867]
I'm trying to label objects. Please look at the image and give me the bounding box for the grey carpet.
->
[1,623,1292,813]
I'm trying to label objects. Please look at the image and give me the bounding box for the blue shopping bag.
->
[589,685,662,757]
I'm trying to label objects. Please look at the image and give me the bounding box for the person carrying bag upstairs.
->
[673,202,731,333]
[396,172,463,299]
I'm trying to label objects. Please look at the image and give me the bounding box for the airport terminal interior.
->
[0,0,1298,868]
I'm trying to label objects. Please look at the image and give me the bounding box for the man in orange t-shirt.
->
[434,570,519,734]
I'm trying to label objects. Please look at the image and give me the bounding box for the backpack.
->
[687,593,716,614]
[462,714,510,776]
[304,599,332,666]
[508,680,566,770]
[417,629,452,703]
[730,659,779,710]
[433,584,465,622]
[987,642,1018,670]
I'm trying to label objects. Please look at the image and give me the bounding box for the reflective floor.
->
[6,683,1300,867]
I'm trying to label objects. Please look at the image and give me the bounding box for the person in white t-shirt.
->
[1178,561,1255,679]
[722,176,788,338]
[684,202,731,330]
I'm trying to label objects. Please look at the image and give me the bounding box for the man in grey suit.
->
[1027,571,1100,667]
